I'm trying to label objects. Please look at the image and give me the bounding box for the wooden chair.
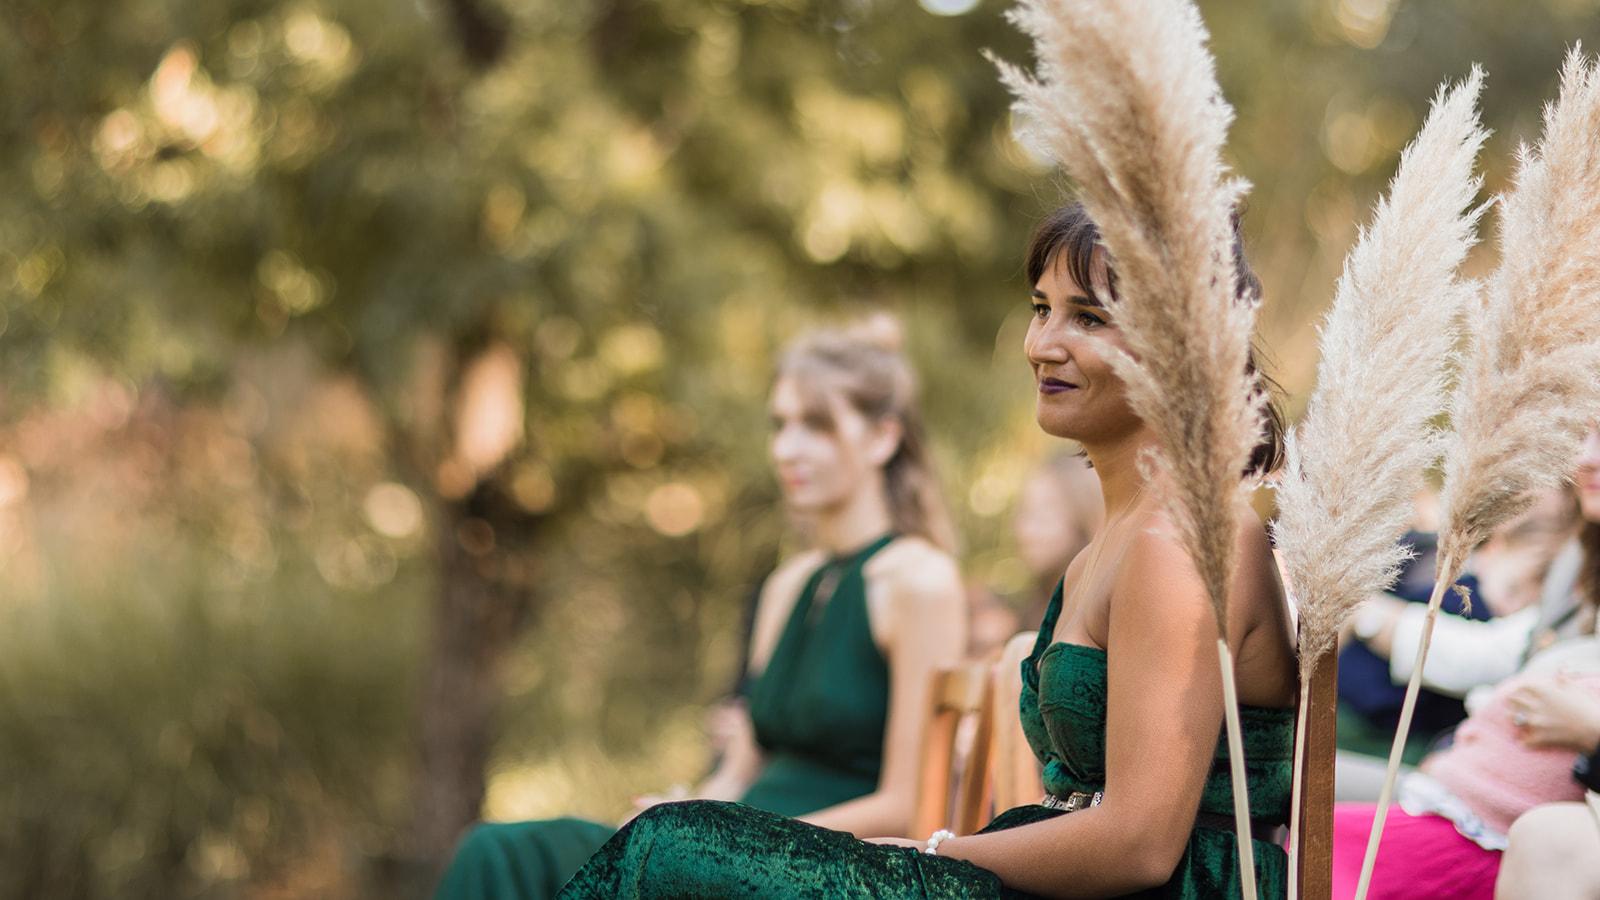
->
[991,631,1045,813]
[911,635,1049,840]
[911,661,998,839]
[1295,637,1339,900]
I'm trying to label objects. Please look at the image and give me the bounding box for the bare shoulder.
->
[864,536,964,605]
[1233,508,1283,593]
[864,536,967,656]
[1114,510,1206,606]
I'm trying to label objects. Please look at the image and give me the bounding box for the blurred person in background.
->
[1331,486,1568,794]
[968,453,1103,658]
[1330,635,1600,900]
[1011,453,1104,636]
[1329,426,1600,896]
[435,319,969,899]
[1336,432,1598,799]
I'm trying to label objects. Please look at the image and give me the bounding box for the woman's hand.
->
[864,836,922,849]
[617,784,690,826]
[1506,676,1600,752]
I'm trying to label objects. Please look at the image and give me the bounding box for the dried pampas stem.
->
[1358,48,1600,899]
[1287,676,1310,900]
[1271,70,1489,896]
[1216,639,1256,899]
[994,1,1263,894]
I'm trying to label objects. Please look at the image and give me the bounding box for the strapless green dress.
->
[556,580,1296,899]
[433,535,899,900]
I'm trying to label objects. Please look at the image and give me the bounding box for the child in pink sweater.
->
[1330,652,1600,900]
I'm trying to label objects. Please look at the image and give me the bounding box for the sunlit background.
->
[3,0,1598,897]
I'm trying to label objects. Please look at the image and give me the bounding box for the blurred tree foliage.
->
[1,0,1596,897]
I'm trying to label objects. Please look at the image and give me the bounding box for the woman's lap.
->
[556,800,1005,899]
[435,817,618,900]
[1330,803,1498,900]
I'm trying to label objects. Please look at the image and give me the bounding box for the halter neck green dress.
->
[557,579,1296,899]
[434,535,898,900]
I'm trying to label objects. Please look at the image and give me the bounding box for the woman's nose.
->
[1028,319,1071,365]
[771,427,800,462]
[1578,426,1600,467]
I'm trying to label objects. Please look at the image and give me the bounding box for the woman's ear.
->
[866,418,903,469]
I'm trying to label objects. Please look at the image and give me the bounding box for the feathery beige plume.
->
[993,2,1265,895]
[1436,50,1600,571]
[1274,70,1489,681]
[1359,48,1600,899]
[1273,72,1488,900]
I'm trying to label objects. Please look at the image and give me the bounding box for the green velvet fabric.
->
[433,535,898,900]
[557,580,1295,899]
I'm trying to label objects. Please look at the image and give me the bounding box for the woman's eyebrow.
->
[1033,288,1104,307]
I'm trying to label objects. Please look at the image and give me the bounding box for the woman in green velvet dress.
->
[434,321,970,900]
[557,203,1300,899]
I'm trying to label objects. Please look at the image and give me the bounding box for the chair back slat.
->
[991,631,1044,813]
[1295,638,1339,900]
[912,662,996,839]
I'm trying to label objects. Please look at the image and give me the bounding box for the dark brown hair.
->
[1580,521,1600,631]
[1024,202,1287,476]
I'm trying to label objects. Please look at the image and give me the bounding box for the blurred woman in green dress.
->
[556,203,1300,899]
[434,319,970,899]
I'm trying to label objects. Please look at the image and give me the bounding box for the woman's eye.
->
[1032,303,1050,320]
[1075,311,1105,328]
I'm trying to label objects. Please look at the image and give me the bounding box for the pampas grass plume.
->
[1274,70,1490,679]
[1360,48,1600,899]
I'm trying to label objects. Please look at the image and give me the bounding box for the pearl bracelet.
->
[924,829,956,855]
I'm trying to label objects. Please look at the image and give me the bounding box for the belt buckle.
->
[1042,790,1103,812]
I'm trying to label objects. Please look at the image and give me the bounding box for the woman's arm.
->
[1380,603,1538,696]
[679,556,820,806]
[935,527,1238,897]
[802,543,968,837]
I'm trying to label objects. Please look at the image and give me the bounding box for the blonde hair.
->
[776,316,958,552]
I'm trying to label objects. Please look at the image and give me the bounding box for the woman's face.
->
[1576,425,1600,523]
[1013,470,1082,576]
[768,375,895,516]
[1024,253,1139,443]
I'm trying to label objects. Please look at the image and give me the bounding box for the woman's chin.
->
[1580,489,1600,523]
[1034,413,1083,441]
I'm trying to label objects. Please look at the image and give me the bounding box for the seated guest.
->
[1331,496,1600,896]
[1353,485,1582,698]
[1335,458,1589,801]
[1331,638,1600,900]
[967,453,1103,658]
[555,201,1301,900]
[434,320,969,899]
[1337,528,1487,772]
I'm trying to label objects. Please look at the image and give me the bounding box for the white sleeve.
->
[1386,605,1539,697]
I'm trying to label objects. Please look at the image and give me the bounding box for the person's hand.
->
[617,784,690,826]
[1346,593,1408,654]
[864,836,922,849]
[1506,676,1600,752]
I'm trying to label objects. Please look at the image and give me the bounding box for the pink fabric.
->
[1331,803,1498,900]
[1423,672,1600,834]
